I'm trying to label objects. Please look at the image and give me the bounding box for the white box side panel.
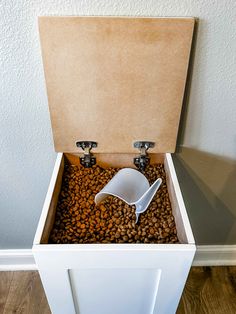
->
[33,152,64,245]
[165,153,195,244]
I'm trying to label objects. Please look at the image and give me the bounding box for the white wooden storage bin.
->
[33,17,196,314]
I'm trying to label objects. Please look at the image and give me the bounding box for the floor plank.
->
[0,267,235,314]
[0,271,14,313]
[177,266,236,314]
[2,271,50,314]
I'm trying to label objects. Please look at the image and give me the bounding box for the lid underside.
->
[39,17,194,153]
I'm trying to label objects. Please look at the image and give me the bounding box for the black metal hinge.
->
[76,141,97,168]
[133,141,155,171]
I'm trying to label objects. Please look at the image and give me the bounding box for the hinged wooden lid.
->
[39,17,194,153]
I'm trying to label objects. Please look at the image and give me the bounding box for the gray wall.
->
[0,1,235,248]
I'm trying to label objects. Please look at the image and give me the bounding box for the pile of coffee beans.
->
[49,163,179,244]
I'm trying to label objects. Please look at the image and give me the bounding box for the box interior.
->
[40,153,189,245]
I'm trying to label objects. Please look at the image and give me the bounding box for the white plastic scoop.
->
[95,168,162,223]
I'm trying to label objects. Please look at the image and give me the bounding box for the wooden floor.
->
[177,266,236,314]
[0,267,235,314]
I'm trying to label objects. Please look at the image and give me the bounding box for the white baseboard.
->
[0,249,37,271]
[193,245,236,266]
[0,245,235,270]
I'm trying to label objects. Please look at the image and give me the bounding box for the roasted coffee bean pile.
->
[49,164,179,244]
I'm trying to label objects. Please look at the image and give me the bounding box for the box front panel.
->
[34,246,195,314]
[69,268,161,314]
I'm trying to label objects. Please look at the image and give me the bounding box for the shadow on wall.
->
[172,147,236,245]
[177,19,199,146]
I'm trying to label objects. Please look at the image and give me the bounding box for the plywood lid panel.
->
[39,17,194,153]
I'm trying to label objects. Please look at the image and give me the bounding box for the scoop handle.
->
[135,178,162,222]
